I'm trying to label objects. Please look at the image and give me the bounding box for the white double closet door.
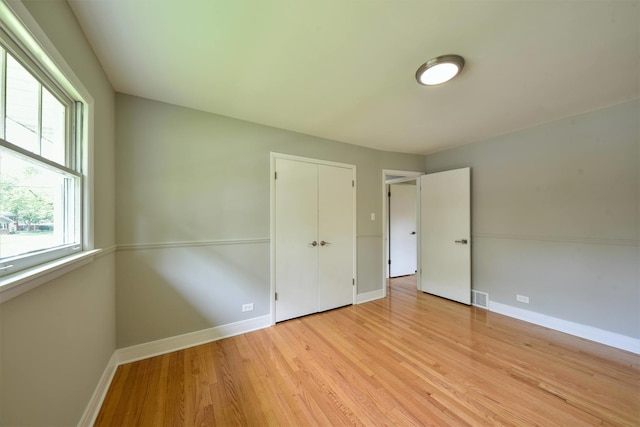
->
[274,157,355,322]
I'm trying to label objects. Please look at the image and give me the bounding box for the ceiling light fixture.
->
[415,54,465,86]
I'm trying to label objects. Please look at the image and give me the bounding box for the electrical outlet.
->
[516,295,529,304]
[242,303,254,312]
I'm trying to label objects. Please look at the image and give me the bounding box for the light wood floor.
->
[96,276,640,426]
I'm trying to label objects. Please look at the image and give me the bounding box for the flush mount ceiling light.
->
[415,54,465,86]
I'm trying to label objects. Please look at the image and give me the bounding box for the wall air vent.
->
[471,290,489,309]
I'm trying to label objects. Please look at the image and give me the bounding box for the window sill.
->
[0,249,101,304]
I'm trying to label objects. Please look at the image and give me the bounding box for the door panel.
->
[275,159,318,322]
[420,168,471,305]
[318,165,354,311]
[389,183,417,277]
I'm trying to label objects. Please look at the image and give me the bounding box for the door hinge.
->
[388,191,391,197]
[275,292,278,301]
[274,171,277,180]
[352,278,355,286]
[388,259,391,265]
[352,180,355,187]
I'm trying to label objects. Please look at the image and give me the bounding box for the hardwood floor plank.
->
[95,276,640,426]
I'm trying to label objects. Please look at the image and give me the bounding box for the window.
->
[0,29,82,278]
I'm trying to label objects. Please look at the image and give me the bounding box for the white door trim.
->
[381,169,424,297]
[271,153,357,325]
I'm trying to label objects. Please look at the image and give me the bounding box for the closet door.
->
[274,158,318,322]
[318,164,354,311]
[274,157,355,322]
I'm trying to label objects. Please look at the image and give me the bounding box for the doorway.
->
[382,168,471,304]
[382,170,423,297]
[388,182,417,278]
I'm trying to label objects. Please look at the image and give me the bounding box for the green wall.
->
[0,0,116,425]
[425,100,639,338]
[115,93,425,347]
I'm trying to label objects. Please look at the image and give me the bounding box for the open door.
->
[420,168,471,305]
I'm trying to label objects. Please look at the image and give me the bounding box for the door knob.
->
[455,239,468,244]
[310,241,318,247]
[320,240,331,246]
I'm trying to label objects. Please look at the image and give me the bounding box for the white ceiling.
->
[67,0,639,155]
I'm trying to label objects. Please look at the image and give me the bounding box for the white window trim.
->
[0,248,101,303]
[0,0,97,303]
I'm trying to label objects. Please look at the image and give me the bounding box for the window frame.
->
[0,28,83,278]
[1,34,77,167]
[0,138,83,274]
[0,0,99,302]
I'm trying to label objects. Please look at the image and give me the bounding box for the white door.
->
[389,183,417,277]
[275,159,318,322]
[274,158,355,322]
[420,168,471,305]
[318,165,354,311]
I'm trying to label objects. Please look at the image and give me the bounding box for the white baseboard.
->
[77,352,118,427]
[79,315,271,426]
[116,315,271,365]
[489,301,640,354]
[357,288,385,304]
